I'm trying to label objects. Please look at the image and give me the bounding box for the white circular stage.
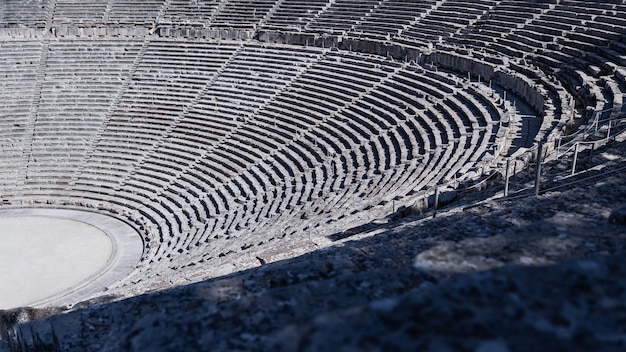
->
[0,208,143,310]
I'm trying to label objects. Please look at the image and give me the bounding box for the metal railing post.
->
[433,187,439,218]
[534,143,543,196]
[504,159,510,197]
[571,142,579,176]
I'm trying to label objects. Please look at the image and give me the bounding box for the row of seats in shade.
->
[0,38,507,279]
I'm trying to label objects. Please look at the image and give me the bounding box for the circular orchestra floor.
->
[0,208,142,310]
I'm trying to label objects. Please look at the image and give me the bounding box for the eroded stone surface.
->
[609,207,626,226]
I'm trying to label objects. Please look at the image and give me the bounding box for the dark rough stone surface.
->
[271,254,626,352]
[608,207,626,226]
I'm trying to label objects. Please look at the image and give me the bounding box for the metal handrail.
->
[554,111,626,158]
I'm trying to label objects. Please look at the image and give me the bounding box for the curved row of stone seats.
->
[160,0,219,27]
[374,69,494,191]
[202,57,500,262]
[62,41,243,255]
[434,89,494,168]
[507,64,572,149]
[342,101,441,200]
[52,0,109,26]
[188,50,386,226]
[178,110,490,280]
[400,0,496,44]
[463,0,626,137]
[349,0,437,40]
[166,57,502,278]
[107,1,163,26]
[453,0,626,69]
[449,0,626,127]
[65,185,177,263]
[291,152,423,226]
[256,52,400,186]
[173,168,363,272]
[209,0,277,29]
[0,0,616,292]
[50,0,164,27]
[431,8,584,155]
[120,51,454,278]
[73,146,214,260]
[305,0,381,34]
[21,39,142,193]
[613,68,626,109]
[70,42,326,263]
[451,1,555,58]
[571,7,626,120]
[0,0,164,29]
[0,0,50,29]
[260,0,329,31]
[204,43,323,113]
[423,46,570,163]
[251,51,397,160]
[0,41,41,194]
[139,42,324,188]
[0,17,528,288]
[442,1,620,123]
[70,40,242,191]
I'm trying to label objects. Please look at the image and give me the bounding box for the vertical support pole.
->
[534,143,543,196]
[607,120,612,142]
[504,159,510,197]
[433,187,440,218]
[571,143,579,176]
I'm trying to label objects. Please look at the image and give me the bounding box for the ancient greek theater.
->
[0,1,625,351]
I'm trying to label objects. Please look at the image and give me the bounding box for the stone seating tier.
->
[1,0,622,290]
